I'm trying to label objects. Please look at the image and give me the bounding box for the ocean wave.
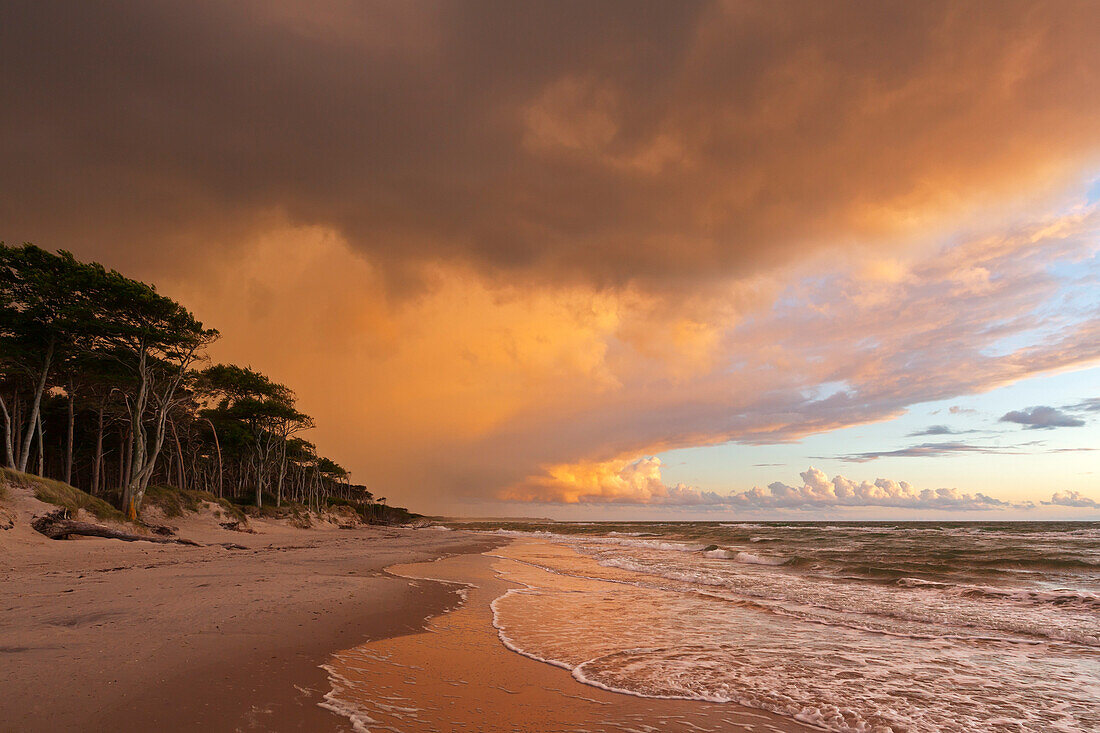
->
[897,577,1100,610]
[490,528,705,553]
[703,548,787,565]
[588,554,1099,647]
[734,551,787,566]
[319,664,380,733]
[488,532,1100,733]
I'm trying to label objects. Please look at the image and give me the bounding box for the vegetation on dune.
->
[143,484,247,524]
[1,467,123,521]
[0,243,414,525]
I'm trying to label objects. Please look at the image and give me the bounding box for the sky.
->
[2,1,1098,518]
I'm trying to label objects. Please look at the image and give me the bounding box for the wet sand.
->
[321,547,819,732]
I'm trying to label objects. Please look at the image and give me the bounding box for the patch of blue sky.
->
[1086,175,1100,205]
[656,365,1100,505]
[802,380,853,402]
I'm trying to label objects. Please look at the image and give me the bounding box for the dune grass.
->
[144,484,248,523]
[0,467,124,521]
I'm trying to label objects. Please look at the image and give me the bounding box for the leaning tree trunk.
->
[35,410,45,476]
[206,418,223,498]
[122,425,132,489]
[17,339,53,473]
[171,420,186,491]
[91,403,105,495]
[64,383,75,485]
[0,394,14,469]
[124,347,196,519]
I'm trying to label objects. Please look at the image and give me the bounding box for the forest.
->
[0,243,393,522]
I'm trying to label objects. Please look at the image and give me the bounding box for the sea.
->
[455,520,1100,732]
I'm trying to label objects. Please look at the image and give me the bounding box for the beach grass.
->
[0,467,124,521]
[144,484,248,523]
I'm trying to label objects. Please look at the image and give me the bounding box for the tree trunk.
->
[92,402,105,495]
[254,455,262,509]
[17,338,54,473]
[123,424,133,488]
[122,349,150,519]
[206,418,224,498]
[64,382,75,485]
[35,409,45,476]
[171,419,185,491]
[0,394,14,468]
[12,392,23,467]
[124,344,197,518]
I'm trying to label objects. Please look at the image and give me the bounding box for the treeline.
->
[0,243,386,520]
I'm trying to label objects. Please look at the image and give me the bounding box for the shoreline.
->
[320,540,818,733]
[0,523,503,732]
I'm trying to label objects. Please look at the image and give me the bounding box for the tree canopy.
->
[0,242,379,519]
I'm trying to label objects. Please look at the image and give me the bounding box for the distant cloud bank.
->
[504,460,1086,512]
[1044,491,1100,509]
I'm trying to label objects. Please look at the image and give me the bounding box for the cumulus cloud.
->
[1000,406,1086,429]
[507,460,1027,511]
[726,468,1023,511]
[1044,491,1100,508]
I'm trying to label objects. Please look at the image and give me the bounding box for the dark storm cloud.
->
[2,0,1100,286]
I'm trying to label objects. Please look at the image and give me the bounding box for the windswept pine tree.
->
[0,243,396,522]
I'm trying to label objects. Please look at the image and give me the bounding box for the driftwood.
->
[218,519,254,533]
[31,510,200,546]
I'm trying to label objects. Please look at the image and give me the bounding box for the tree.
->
[91,268,218,519]
[196,364,311,508]
[0,244,99,473]
[1,244,404,523]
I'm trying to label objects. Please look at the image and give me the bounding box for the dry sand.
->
[0,493,502,732]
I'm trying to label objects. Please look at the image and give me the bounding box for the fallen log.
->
[31,510,201,546]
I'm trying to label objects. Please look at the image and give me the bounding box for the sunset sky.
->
[3,1,1098,518]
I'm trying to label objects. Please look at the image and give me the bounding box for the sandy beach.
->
[0,516,501,732]
[3,505,816,733]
